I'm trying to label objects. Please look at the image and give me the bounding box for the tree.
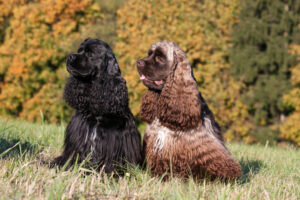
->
[230,0,300,141]
[0,0,101,123]
[281,44,300,146]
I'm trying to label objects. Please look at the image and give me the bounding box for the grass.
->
[0,119,299,200]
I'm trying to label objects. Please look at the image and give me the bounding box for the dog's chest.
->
[153,128,168,153]
[145,118,180,153]
[84,126,98,153]
[144,117,224,156]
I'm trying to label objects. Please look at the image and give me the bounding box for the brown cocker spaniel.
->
[137,41,241,180]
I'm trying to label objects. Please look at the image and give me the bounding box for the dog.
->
[52,38,142,173]
[137,41,241,180]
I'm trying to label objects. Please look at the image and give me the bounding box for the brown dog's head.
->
[136,41,180,90]
[138,41,202,131]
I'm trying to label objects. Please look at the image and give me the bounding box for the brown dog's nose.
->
[137,59,145,68]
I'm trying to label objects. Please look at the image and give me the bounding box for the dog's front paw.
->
[49,156,63,168]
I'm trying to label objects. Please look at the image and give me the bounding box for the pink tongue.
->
[155,80,163,85]
[140,75,145,80]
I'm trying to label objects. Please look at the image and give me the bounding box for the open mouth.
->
[140,74,164,85]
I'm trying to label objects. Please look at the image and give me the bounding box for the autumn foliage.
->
[116,0,253,142]
[280,45,300,146]
[0,0,299,145]
[0,0,101,122]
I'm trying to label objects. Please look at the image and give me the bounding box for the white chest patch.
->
[153,129,167,153]
[90,126,97,153]
[147,117,226,157]
[149,118,174,154]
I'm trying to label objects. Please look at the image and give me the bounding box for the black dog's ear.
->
[106,52,121,76]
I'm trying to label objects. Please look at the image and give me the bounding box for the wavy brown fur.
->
[157,49,201,131]
[144,119,241,180]
[139,41,241,180]
[140,89,160,123]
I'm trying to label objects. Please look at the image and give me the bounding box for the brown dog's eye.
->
[155,56,165,63]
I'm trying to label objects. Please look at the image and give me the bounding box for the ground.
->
[0,119,299,199]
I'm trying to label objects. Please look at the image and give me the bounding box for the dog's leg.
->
[121,114,143,166]
[52,112,90,168]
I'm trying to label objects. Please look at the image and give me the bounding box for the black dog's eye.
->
[77,47,84,53]
[84,48,94,57]
[86,51,93,57]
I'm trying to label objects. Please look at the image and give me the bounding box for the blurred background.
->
[0,0,299,147]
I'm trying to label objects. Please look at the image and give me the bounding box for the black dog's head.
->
[64,38,128,117]
[66,38,120,79]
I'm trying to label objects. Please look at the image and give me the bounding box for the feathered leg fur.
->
[53,111,142,173]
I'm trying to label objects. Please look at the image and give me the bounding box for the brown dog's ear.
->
[157,47,201,131]
[140,89,160,123]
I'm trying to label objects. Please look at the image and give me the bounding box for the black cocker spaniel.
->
[52,38,142,173]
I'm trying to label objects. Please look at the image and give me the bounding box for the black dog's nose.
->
[67,54,76,63]
[137,59,145,67]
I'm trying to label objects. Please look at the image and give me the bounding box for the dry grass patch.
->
[0,120,299,199]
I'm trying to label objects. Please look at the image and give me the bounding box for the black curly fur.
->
[52,39,142,173]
